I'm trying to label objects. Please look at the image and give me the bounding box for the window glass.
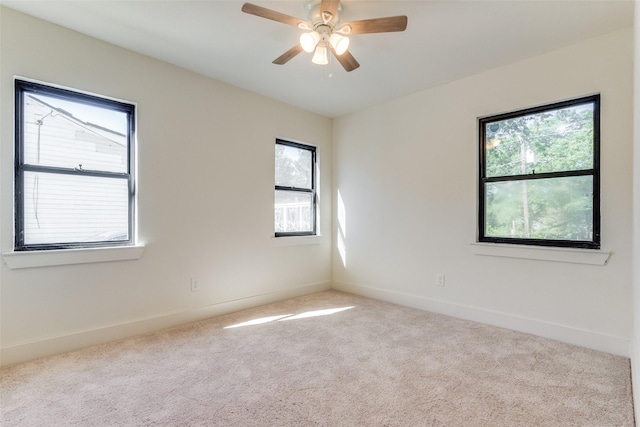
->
[275,143,312,189]
[485,176,593,241]
[23,172,129,245]
[23,93,128,173]
[485,103,594,177]
[275,190,314,234]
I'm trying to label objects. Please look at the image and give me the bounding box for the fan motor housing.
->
[305,0,343,27]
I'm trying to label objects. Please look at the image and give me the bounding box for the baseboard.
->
[333,281,630,357]
[630,338,639,424]
[1,281,331,366]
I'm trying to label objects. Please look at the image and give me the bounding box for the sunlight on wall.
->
[337,233,347,267]
[337,189,347,267]
[338,189,346,237]
[224,306,355,329]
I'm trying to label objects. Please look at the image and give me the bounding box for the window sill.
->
[2,245,145,269]
[470,242,611,265]
[271,235,323,247]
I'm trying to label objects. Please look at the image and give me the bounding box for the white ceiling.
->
[2,0,634,118]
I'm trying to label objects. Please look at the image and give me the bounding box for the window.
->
[15,79,136,251]
[275,139,316,236]
[478,95,600,249]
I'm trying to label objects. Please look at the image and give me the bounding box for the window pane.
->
[275,144,312,189]
[485,176,593,241]
[485,103,594,178]
[23,171,129,245]
[23,93,128,173]
[275,190,313,233]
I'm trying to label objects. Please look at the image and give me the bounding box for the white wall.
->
[333,28,633,356]
[0,7,332,365]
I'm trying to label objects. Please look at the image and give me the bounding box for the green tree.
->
[484,105,594,240]
[275,144,312,188]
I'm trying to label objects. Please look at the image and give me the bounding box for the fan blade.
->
[330,46,360,72]
[273,44,304,65]
[241,3,304,28]
[320,0,340,21]
[343,16,408,34]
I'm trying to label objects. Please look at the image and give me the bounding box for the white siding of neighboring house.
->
[21,95,129,245]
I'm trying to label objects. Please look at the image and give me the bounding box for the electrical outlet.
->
[191,278,200,292]
[436,273,445,287]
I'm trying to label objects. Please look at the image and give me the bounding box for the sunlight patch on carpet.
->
[224,306,355,329]
[224,314,292,329]
[278,306,354,321]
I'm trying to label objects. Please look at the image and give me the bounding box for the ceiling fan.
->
[241,0,408,72]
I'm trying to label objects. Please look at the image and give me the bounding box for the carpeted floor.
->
[0,290,634,426]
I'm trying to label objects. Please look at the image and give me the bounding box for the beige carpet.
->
[0,290,634,426]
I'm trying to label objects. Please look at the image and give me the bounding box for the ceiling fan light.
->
[300,31,320,53]
[330,33,349,55]
[311,45,329,65]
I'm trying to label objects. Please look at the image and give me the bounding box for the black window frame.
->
[478,94,601,249]
[274,139,317,237]
[14,79,136,251]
